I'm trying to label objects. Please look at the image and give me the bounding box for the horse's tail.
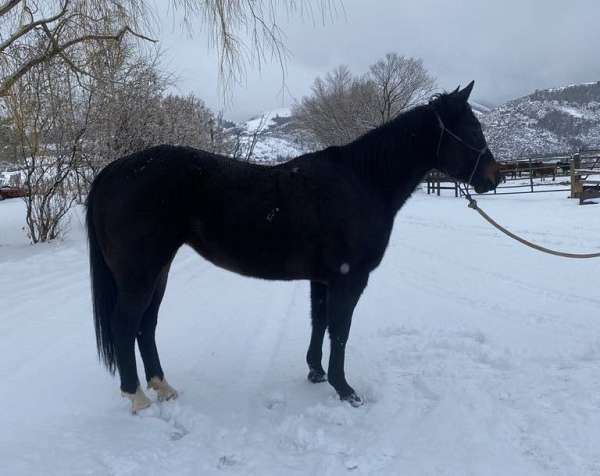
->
[86,174,117,374]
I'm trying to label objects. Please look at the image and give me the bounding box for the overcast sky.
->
[158,0,600,121]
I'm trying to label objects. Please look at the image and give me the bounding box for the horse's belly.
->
[186,232,315,281]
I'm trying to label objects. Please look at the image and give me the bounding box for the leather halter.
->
[431,107,489,186]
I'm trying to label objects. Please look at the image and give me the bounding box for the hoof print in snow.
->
[169,430,186,441]
[264,393,286,410]
[307,369,327,383]
[218,455,240,469]
[341,392,364,407]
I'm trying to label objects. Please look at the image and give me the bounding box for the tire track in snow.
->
[236,281,300,405]
[0,250,87,303]
[397,240,600,308]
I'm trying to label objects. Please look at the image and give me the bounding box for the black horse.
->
[87,81,500,412]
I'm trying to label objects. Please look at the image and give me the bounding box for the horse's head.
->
[430,81,500,194]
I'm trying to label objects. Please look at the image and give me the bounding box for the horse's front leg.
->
[326,273,368,407]
[306,281,328,383]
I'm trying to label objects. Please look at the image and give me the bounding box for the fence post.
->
[529,157,534,192]
[570,153,581,199]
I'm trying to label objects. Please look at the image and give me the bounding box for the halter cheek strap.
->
[431,107,489,189]
[434,110,446,158]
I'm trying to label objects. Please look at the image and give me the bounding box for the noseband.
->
[432,107,489,187]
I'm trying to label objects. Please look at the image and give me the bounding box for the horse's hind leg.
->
[111,287,154,413]
[138,267,178,401]
[306,281,328,383]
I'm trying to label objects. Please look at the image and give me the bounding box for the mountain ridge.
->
[233,81,600,162]
[481,81,600,159]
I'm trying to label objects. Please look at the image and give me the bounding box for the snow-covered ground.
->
[1,189,600,476]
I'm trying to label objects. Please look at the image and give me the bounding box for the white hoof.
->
[122,386,153,414]
[148,376,178,402]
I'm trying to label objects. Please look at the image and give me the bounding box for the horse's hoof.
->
[148,376,178,402]
[341,392,363,408]
[307,369,327,383]
[122,387,153,414]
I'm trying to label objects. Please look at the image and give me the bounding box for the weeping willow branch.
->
[1,1,339,99]
[0,0,155,96]
[170,0,340,93]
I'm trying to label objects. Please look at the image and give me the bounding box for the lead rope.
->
[458,184,600,259]
[432,107,600,259]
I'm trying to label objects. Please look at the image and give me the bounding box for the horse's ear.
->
[441,82,474,118]
[456,80,475,102]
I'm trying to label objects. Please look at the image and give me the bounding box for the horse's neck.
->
[339,106,437,211]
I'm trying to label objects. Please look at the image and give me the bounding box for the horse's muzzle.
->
[474,181,494,194]
[473,161,501,194]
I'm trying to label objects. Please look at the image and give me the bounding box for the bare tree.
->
[82,48,224,169]
[85,50,166,165]
[2,1,277,243]
[229,113,269,161]
[293,54,436,148]
[157,94,217,148]
[4,36,228,242]
[209,111,235,155]
[293,65,379,147]
[6,58,87,242]
[369,53,436,123]
[0,0,155,97]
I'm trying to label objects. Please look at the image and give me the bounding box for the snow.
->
[546,82,599,93]
[558,106,586,119]
[243,108,292,133]
[1,189,600,475]
[233,107,309,163]
[250,135,305,162]
[0,170,24,186]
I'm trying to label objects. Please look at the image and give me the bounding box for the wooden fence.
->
[425,150,600,204]
[570,153,600,204]
[426,170,460,196]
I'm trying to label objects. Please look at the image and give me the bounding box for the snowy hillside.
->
[1,190,600,475]
[481,81,600,159]
[229,108,311,162]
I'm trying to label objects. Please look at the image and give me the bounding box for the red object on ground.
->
[0,186,27,200]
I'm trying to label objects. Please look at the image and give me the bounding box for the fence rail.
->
[425,151,600,204]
